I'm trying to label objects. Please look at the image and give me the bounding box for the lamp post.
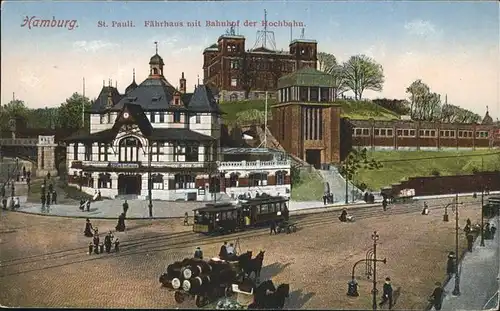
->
[345,160,349,204]
[148,143,153,218]
[452,194,461,296]
[372,231,380,311]
[79,171,83,191]
[480,157,485,247]
[443,202,453,222]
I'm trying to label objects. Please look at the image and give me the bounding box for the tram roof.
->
[194,202,237,213]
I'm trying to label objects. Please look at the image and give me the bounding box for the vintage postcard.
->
[1,0,499,310]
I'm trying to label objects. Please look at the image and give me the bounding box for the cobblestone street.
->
[0,201,485,309]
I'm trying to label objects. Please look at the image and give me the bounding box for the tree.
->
[405,80,442,121]
[317,52,337,72]
[0,99,29,131]
[58,93,91,129]
[239,54,258,99]
[27,107,60,129]
[326,64,348,100]
[342,55,385,100]
[268,57,288,91]
[372,98,411,115]
[338,148,382,204]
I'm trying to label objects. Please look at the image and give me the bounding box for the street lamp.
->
[372,231,380,311]
[452,194,463,296]
[443,202,453,222]
[148,143,153,218]
[344,160,349,205]
[480,157,485,247]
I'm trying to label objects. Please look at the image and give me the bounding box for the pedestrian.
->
[194,247,203,259]
[466,233,474,252]
[429,282,444,310]
[86,200,91,212]
[491,224,496,238]
[270,220,277,235]
[104,232,112,253]
[22,166,26,179]
[123,200,129,216]
[41,193,46,208]
[48,183,53,193]
[184,212,189,226]
[323,193,327,205]
[446,252,456,278]
[2,197,7,210]
[382,198,388,211]
[219,241,228,260]
[114,238,120,252]
[379,277,393,309]
[485,223,491,239]
[52,191,57,204]
[46,192,51,208]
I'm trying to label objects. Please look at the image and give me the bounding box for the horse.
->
[248,280,290,309]
[242,250,265,282]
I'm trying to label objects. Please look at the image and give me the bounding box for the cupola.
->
[149,41,164,77]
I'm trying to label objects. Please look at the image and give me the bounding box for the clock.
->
[123,112,130,119]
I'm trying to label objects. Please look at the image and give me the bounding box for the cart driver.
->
[226,243,236,260]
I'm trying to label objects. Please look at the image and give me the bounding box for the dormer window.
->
[175,98,180,105]
[173,112,181,123]
[152,96,161,102]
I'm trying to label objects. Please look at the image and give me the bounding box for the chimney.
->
[179,72,186,94]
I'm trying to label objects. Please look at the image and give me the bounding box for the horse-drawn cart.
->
[276,221,297,234]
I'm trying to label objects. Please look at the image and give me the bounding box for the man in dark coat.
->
[46,192,51,208]
[104,232,112,253]
[379,277,393,309]
[446,252,456,278]
[2,197,7,210]
[122,200,129,216]
[116,213,126,232]
[219,241,228,260]
[466,233,474,252]
[41,193,46,208]
[491,224,497,238]
[270,220,277,235]
[84,218,94,237]
[429,282,444,310]
[48,183,54,193]
[52,191,57,204]
[86,200,91,212]
[194,247,203,259]
[382,198,388,211]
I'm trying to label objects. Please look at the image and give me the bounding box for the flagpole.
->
[82,77,86,128]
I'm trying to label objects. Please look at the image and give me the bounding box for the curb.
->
[6,201,381,220]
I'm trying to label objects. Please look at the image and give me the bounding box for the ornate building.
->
[203,32,318,102]
[64,48,291,201]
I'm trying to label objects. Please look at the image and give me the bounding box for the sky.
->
[1,0,499,120]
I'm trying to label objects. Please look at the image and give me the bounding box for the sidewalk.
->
[437,217,500,311]
[5,196,373,219]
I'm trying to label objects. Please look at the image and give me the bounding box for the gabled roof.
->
[112,103,153,136]
[88,86,123,113]
[187,84,222,113]
[278,67,337,88]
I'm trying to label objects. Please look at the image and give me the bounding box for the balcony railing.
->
[73,160,290,170]
[218,160,291,170]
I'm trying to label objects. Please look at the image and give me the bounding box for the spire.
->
[103,80,105,87]
[154,41,158,54]
[133,68,136,82]
[197,75,200,86]
[182,72,185,79]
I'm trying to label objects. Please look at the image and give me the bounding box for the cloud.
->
[18,67,41,88]
[72,40,119,52]
[404,19,437,37]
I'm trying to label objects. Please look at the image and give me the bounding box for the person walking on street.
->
[429,282,444,310]
[382,198,388,211]
[122,200,129,216]
[184,212,189,226]
[379,277,393,309]
[446,252,456,279]
[270,220,277,235]
[466,233,474,252]
[194,247,203,259]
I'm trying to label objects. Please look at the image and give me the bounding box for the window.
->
[151,174,164,190]
[249,172,268,186]
[100,114,105,124]
[362,129,369,136]
[174,98,180,105]
[173,112,181,123]
[73,143,79,160]
[229,173,239,187]
[84,144,92,161]
[173,145,185,161]
[98,143,110,161]
[387,129,393,136]
[374,129,380,136]
[151,142,164,161]
[276,171,286,185]
[409,130,416,136]
[230,60,239,69]
[175,174,195,189]
[195,114,201,124]
[119,136,141,162]
[476,131,489,138]
[185,146,199,162]
[159,112,165,123]
[354,128,363,136]
[231,78,238,87]
[380,129,387,136]
[98,173,111,188]
[150,112,156,123]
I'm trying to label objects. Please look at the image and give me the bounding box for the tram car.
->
[192,194,290,235]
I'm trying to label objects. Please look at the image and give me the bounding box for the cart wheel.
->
[277,227,281,234]
[292,225,297,233]
[195,295,208,308]
[225,285,233,297]
[174,291,185,304]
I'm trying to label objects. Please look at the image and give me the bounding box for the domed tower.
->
[149,41,164,77]
[482,106,493,125]
[125,68,138,94]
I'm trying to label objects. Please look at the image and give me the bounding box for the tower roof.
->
[482,107,493,125]
[149,53,164,66]
[125,69,138,94]
[278,67,337,88]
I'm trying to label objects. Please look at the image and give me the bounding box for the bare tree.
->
[342,55,384,100]
[317,52,337,72]
[326,64,348,100]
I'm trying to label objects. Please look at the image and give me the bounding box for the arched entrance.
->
[119,136,142,162]
[118,173,142,195]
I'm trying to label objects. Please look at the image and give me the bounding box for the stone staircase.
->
[319,167,363,203]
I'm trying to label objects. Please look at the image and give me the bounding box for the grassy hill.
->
[355,150,500,191]
[219,99,400,125]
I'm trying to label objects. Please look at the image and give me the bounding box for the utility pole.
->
[82,78,86,128]
[480,157,485,246]
[452,194,461,296]
[264,91,268,148]
[345,160,349,204]
[148,143,153,218]
[372,231,380,311]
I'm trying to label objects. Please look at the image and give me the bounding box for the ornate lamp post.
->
[148,143,153,218]
[452,194,462,296]
[371,231,380,311]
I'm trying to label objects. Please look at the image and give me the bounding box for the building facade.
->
[271,70,500,168]
[203,33,317,102]
[271,67,342,169]
[65,51,291,201]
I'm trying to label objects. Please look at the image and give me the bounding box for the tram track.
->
[1,200,479,277]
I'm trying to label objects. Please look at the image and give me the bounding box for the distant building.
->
[203,30,318,102]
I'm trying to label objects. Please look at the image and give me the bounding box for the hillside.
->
[355,150,500,191]
[219,99,400,125]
